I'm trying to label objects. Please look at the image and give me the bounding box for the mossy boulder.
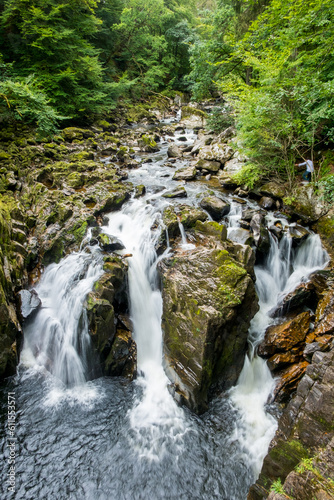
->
[159,244,258,413]
[85,257,133,375]
[62,127,94,142]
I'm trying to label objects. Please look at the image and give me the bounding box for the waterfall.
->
[230,231,329,474]
[178,220,195,251]
[20,248,103,393]
[103,200,186,454]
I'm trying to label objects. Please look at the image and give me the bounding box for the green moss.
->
[73,221,88,244]
[43,238,65,265]
[195,220,227,240]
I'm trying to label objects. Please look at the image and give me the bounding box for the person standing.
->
[295,159,314,182]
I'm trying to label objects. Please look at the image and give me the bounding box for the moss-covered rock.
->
[159,244,258,413]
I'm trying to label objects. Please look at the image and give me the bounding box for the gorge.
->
[1,107,333,499]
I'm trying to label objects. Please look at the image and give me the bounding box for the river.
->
[0,123,329,499]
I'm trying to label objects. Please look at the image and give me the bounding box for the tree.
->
[0,0,112,119]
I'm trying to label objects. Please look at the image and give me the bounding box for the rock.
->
[250,213,270,257]
[167,143,182,158]
[97,233,125,252]
[267,352,301,371]
[198,144,234,164]
[273,361,309,401]
[134,185,146,198]
[270,281,317,318]
[314,290,334,336]
[284,184,327,223]
[62,127,94,141]
[162,187,187,199]
[105,328,137,380]
[258,311,311,357]
[195,220,227,242]
[248,347,334,498]
[219,157,245,187]
[260,196,275,210]
[195,159,221,173]
[160,246,259,413]
[289,223,310,246]
[17,289,41,321]
[228,227,254,246]
[259,182,287,200]
[86,258,128,370]
[200,196,230,221]
[172,166,197,181]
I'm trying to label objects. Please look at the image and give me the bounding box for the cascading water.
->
[20,247,103,398]
[230,230,329,474]
[102,200,187,457]
[2,119,331,499]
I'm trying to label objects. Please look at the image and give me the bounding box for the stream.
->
[0,124,329,499]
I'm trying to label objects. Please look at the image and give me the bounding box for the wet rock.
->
[250,213,270,257]
[267,352,301,371]
[268,224,283,239]
[274,361,310,402]
[172,166,197,181]
[105,328,137,380]
[200,196,230,221]
[134,185,146,198]
[162,187,187,198]
[167,143,182,158]
[195,159,221,173]
[258,311,311,357]
[289,223,310,246]
[86,257,128,369]
[271,281,317,318]
[249,346,334,499]
[314,289,334,336]
[17,289,41,321]
[260,196,275,210]
[228,228,254,246]
[97,233,125,252]
[160,245,259,413]
[195,220,227,242]
[218,157,244,187]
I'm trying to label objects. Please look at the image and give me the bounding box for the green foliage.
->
[270,478,285,495]
[232,162,262,189]
[187,0,334,185]
[0,0,113,120]
[318,175,334,205]
[206,104,235,133]
[0,74,62,135]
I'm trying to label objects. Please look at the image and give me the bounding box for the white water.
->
[230,231,329,474]
[103,199,187,456]
[178,220,196,251]
[21,248,103,395]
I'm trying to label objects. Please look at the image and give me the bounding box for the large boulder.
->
[167,143,182,158]
[160,244,259,413]
[200,196,230,221]
[195,159,221,173]
[197,144,234,164]
[172,166,197,181]
[85,256,136,378]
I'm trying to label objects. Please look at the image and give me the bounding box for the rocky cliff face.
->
[159,220,258,413]
[249,284,334,499]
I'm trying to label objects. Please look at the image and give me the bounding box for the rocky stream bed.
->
[0,105,333,499]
